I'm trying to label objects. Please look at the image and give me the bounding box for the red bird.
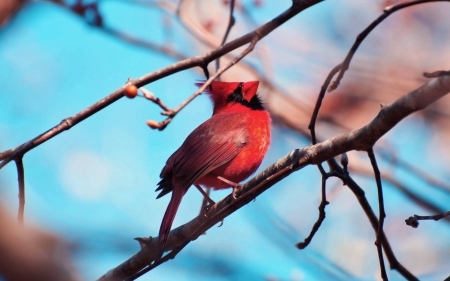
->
[155,81,271,256]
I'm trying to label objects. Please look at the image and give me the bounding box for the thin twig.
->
[405,211,450,228]
[328,159,418,281]
[215,0,236,78]
[140,87,172,113]
[0,0,323,167]
[97,71,450,281]
[367,148,388,281]
[146,36,260,130]
[308,0,450,147]
[15,157,25,224]
[295,173,329,249]
[329,0,450,92]
[308,64,342,144]
[350,162,450,224]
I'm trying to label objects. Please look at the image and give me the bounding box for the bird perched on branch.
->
[155,81,271,258]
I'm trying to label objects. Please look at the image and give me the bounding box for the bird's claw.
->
[231,184,243,200]
[201,203,213,217]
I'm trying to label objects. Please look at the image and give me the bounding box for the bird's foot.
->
[195,185,215,205]
[231,184,243,200]
[216,176,243,200]
[201,202,215,217]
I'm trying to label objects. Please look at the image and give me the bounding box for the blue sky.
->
[1,1,450,280]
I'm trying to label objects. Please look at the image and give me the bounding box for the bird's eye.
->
[227,93,240,102]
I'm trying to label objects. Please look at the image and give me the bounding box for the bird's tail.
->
[157,188,184,258]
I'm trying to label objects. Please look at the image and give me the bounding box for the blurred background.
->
[1,0,450,280]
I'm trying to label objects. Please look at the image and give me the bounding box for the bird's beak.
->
[243,81,259,100]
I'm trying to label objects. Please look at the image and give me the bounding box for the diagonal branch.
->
[329,0,450,92]
[350,162,450,224]
[0,0,323,168]
[308,0,450,147]
[367,148,388,281]
[147,36,260,130]
[97,70,450,281]
[328,159,418,281]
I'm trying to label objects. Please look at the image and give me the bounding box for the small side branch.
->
[215,0,236,76]
[296,164,349,249]
[15,157,25,224]
[296,173,329,249]
[405,211,450,228]
[96,70,450,281]
[329,0,450,92]
[0,0,322,167]
[308,64,342,144]
[328,159,418,281]
[145,37,259,130]
[367,148,388,281]
[308,0,450,146]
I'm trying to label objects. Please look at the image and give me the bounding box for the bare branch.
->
[145,36,259,130]
[405,211,450,228]
[308,64,342,144]
[295,172,329,249]
[0,0,323,167]
[328,159,418,281]
[329,0,450,92]
[14,157,25,224]
[367,148,388,281]
[308,0,450,149]
[97,69,450,281]
[140,87,171,113]
[350,162,450,224]
[215,0,236,76]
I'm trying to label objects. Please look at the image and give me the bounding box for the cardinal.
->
[155,81,271,257]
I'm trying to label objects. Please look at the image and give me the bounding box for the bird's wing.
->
[156,113,248,198]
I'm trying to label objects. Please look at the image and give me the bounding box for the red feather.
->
[156,81,271,257]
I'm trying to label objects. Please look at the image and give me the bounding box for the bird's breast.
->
[195,110,271,189]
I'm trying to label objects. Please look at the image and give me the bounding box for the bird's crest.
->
[195,81,260,113]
